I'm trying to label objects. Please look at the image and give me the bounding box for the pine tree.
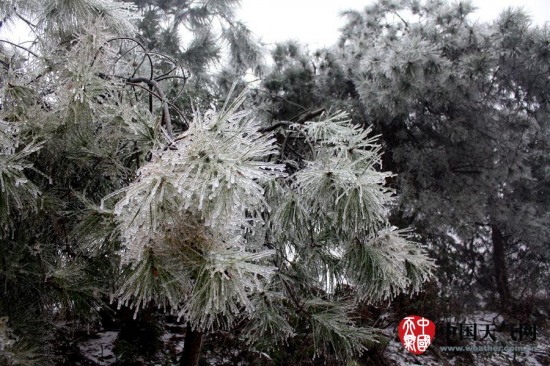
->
[0,1,434,364]
[338,0,550,313]
[132,0,264,118]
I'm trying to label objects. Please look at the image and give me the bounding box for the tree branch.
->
[258,121,290,133]
[295,107,325,123]
[127,77,174,137]
[92,37,154,81]
[0,39,40,58]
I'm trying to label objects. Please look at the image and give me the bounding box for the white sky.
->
[238,0,550,49]
[3,1,549,51]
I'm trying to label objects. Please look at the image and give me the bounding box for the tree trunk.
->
[179,323,204,366]
[491,224,511,311]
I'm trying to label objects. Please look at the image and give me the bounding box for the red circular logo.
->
[398,315,436,355]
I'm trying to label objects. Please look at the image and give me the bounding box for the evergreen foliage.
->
[338,0,550,312]
[5,0,546,363]
[0,0,434,364]
[256,0,550,343]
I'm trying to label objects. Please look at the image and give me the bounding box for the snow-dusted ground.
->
[77,312,548,365]
[78,331,118,365]
[77,321,187,365]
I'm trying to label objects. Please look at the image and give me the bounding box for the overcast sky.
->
[238,0,550,49]
[3,1,549,49]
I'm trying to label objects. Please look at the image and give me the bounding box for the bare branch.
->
[127,77,174,137]
[0,39,40,58]
[92,37,154,81]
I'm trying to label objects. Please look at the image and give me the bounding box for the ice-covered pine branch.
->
[108,89,284,325]
[111,89,286,264]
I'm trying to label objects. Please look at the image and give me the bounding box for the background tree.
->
[254,0,550,327]
[132,0,264,123]
[258,41,364,124]
[0,1,434,365]
[336,0,550,314]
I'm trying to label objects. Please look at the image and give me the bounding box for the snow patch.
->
[78,331,118,365]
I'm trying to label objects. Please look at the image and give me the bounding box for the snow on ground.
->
[76,312,548,365]
[78,331,118,365]
[78,321,187,365]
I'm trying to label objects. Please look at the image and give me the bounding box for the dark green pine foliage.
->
[1,2,141,363]
[132,0,263,117]
[259,41,364,125]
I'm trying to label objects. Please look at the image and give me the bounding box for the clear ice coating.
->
[104,85,434,349]
[113,90,285,266]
